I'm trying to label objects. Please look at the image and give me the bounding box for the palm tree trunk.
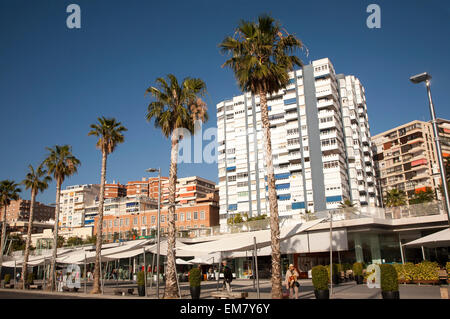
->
[0,205,8,275]
[48,177,62,291]
[259,88,282,299]
[164,132,179,298]
[91,151,107,294]
[22,188,36,289]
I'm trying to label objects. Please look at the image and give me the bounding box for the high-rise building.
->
[217,58,377,226]
[1,199,55,223]
[372,118,450,204]
[59,184,100,229]
[104,181,127,199]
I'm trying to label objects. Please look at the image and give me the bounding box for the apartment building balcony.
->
[287,153,301,164]
[284,111,299,121]
[287,141,301,151]
[289,163,303,171]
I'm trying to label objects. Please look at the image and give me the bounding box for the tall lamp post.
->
[410,72,450,225]
[146,168,161,299]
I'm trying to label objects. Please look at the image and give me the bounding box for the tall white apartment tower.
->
[217,58,377,226]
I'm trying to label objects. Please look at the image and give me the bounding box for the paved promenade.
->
[0,279,447,299]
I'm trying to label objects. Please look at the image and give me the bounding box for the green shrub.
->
[415,261,439,281]
[342,263,351,272]
[393,262,416,281]
[137,271,145,286]
[380,264,398,292]
[446,262,450,277]
[4,274,11,284]
[326,264,339,280]
[26,273,34,284]
[312,266,329,291]
[189,267,202,287]
[353,262,363,276]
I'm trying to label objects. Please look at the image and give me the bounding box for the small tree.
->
[353,262,363,277]
[189,267,201,287]
[380,264,398,292]
[66,236,83,247]
[312,266,329,291]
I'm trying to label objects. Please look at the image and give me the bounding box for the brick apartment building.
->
[372,119,450,203]
[94,191,219,241]
[0,199,55,223]
[105,181,127,198]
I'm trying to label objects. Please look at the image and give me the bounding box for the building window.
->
[161,215,165,222]
[174,214,178,221]
[133,217,137,225]
[142,216,147,224]
[114,219,118,227]
[200,211,205,220]
[186,212,191,221]
[151,216,156,224]
[120,219,123,226]
[180,213,184,221]
[125,218,129,226]
[108,220,112,228]
[193,211,198,220]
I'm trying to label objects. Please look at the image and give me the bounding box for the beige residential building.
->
[371,119,450,204]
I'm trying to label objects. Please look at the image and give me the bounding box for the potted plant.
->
[353,262,364,284]
[312,265,329,299]
[446,262,450,284]
[380,264,399,299]
[3,274,11,288]
[189,267,202,299]
[137,271,145,296]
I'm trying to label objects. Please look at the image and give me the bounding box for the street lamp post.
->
[146,168,161,299]
[410,72,450,225]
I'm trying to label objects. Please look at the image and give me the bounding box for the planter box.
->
[314,289,329,299]
[382,291,400,299]
[415,280,439,285]
[398,280,412,284]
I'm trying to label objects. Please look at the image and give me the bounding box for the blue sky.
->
[1,0,449,204]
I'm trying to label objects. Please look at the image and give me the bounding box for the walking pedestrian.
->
[285,264,300,299]
[221,260,233,293]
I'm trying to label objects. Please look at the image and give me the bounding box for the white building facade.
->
[59,184,100,229]
[217,58,377,227]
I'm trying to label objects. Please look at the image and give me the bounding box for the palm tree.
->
[43,145,81,291]
[409,187,435,205]
[0,180,22,276]
[384,188,407,219]
[384,189,407,207]
[219,14,303,299]
[21,164,52,289]
[88,116,127,294]
[146,74,207,298]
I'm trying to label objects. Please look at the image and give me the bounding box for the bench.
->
[4,284,14,289]
[114,288,134,296]
[29,284,42,290]
[438,270,448,283]
[211,292,248,299]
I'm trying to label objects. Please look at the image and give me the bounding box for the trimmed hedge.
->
[415,261,439,281]
[393,262,416,281]
[4,274,11,284]
[26,273,34,285]
[352,262,363,276]
[380,264,398,292]
[189,267,202,287]
[446,262,450,277]
[312,265,329,291]
[137,271,145,286]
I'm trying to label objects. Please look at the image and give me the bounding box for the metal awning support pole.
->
[216,256,221,291]
[150,252,155,289]
[399,237,405,264]
[421,246,426,261]
[175,257,181,298]
[143,247,147,297]
[252,249,256,289]
[253,237,260,299]
[13,260,16,285]
[84,254,87,294]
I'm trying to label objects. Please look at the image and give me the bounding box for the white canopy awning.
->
[176,258,192,265]
[403,228,450,248]
[176,218,324,255]
[187,252,222,265]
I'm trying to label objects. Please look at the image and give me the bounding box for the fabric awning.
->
[176,218,324,255]
[403,228,450,248]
